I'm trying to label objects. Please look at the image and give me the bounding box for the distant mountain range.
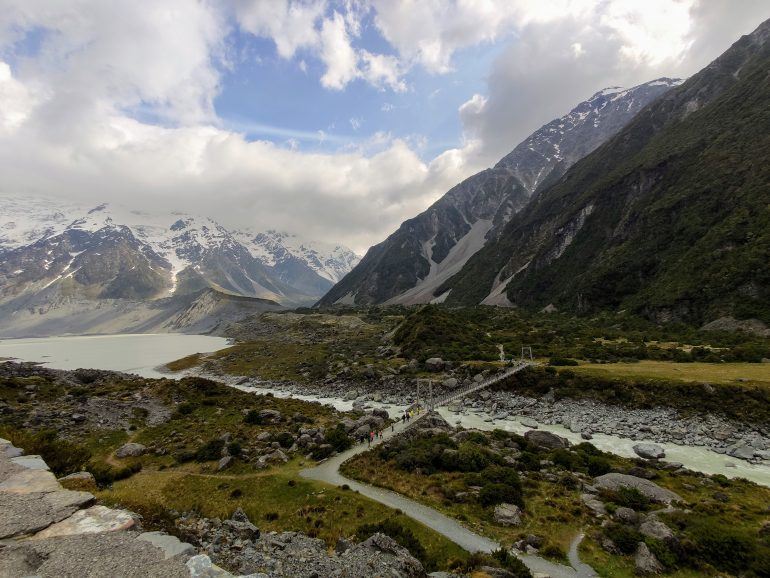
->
[0,196,358,336]
[317,78,682,307]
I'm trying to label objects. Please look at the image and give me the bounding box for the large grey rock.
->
[0,490,94,539]
[726,442,756,460]
[639,518,675,541]
[613,507,639,525]
[33,505,136,539]
[519,417,539,428]
[633,443,665,460]
[10,454,50,470]
[138,531,196,559]
[524,429,569,449]
[114,442,147,458]
[494,503,522,526]
[581,493,607,517]
[0,532,191,578]
[425,358,445,371]
[635,542,664,574]
[593,473,682,504]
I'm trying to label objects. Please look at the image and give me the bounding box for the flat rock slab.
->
[1,442,24,459]
[10,454,50,471]
[0,531,191,578]
[593,473,682,504]
[34,505,135,539]
[0,468,60,494]
[137,531,196,559]
[0,490,94,539]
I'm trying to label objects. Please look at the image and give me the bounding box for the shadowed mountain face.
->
[317,79,680,307]
[440,19,770,325]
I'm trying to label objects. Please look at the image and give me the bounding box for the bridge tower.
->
[520,346,533,362]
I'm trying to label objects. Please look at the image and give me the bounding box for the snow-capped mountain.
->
[0,195,359,308]
[495,78,684,192]
[318,78,681,307]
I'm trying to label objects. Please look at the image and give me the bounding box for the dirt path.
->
[300,412,597,578]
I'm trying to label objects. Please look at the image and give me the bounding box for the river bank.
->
[201,371,770,487]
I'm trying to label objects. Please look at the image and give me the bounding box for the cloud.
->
[1,0,769,256]
[451,0,770,168]
[319,11,359,90]
[232,0,407,92]
[0,0,226,127]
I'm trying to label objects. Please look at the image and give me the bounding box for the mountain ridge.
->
[317,77,681,307]
[439,18,770,325]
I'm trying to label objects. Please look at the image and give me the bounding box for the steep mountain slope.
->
[441,19,770,325]
[318,79,680,306]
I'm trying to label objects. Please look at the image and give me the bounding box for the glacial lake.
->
[0,333,230,378]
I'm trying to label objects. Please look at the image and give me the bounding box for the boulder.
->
[726,442,756,460]
[639,518,674,541]
[613,507,639,525]
[424,358,445,372]
[633,443,665,460]
[442,378,458,388]
[137,531,196,559]
[257,409,282,424]
[519,418,538,429]
[524,429,569,449]
[493,503,522,526]
[217,456,233,471]
[58,471,97,492]
[371,408,389,420]
[634,542,663,575]
[222,508,259,541]
[114,443,147,458]
[580,493,607,517]
[593,473,682,504]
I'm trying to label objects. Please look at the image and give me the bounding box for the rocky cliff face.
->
[440,18,770,325]
[318,79,680,307]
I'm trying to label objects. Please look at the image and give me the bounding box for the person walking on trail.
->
[391,423,394,433]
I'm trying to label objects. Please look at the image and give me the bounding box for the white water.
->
[0,334,230,378]
[236,384,770,488]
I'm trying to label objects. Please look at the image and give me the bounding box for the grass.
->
[571,360,770,388]
[164,353,205,372]
[202,340,329,382]
[97,458,467,570]
[342,451,585,560]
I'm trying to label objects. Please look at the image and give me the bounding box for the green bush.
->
[687,517,756,574]
[5,429,91,477]
[492,548,533,577]
[324,424,353,453]
[549,357,579,366]
[605,523,643,555]
[195,439,225,462]
[274,432,295,449]
[586,455,612,476]
[479,483,522,507]
[456,442,491,472]
[244,409,263,425]
[88,461,142,486]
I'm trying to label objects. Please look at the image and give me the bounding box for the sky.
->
[0,1,768,254]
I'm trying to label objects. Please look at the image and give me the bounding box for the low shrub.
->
[4,429,91,477]
[195,439,225,462]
